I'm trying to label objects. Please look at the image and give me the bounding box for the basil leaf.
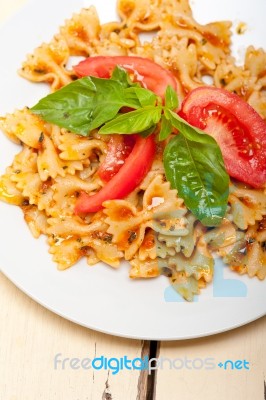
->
[139,125,157,138]
[99,107,162,134]
[159,115,172,141]
[125,87,157,107]
[166,109,215,144]
[164,135,229,227]
[31,76,143,136]
[111,66,139,88]
[165,85,178,110]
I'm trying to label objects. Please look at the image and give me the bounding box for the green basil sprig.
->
[31,67,157,136]
[31,69,229,226]
[163,110,229,226]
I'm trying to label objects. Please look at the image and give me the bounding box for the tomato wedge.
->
[74,56,177,98]
[180,87,266,188]
[75,135,156,213]
[98,135,135,182]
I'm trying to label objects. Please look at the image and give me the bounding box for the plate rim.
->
[1,268,265,341]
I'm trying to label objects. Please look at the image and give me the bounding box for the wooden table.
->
[0,2,265,399]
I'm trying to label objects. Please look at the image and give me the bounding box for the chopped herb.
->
[103,233,113,243]
[38,132,44,143]
[80,245,90,254]
[128,231,137,244]
[236,22,247,35]
[22,199,29,206]
[161,267,173,277]
[247,238,255,244]
[70,74,78,81]
[34,68,46,74]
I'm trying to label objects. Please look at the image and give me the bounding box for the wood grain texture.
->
[0,273,142,400]
[156,316,266,400]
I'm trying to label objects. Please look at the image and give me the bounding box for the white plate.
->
[0,0,265,340]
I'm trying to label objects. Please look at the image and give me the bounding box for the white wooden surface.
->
[0,2,265,399]
[156,317,266,400]
[1,272,265,400]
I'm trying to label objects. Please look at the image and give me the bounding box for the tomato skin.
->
[180,87,266,188]
[74,56,177,98]
[98,135,135,182]
[75,135,156,214]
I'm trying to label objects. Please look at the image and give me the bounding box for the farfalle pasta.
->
[0,0,265,301]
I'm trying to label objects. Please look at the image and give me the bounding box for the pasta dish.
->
[0,0,265,301]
